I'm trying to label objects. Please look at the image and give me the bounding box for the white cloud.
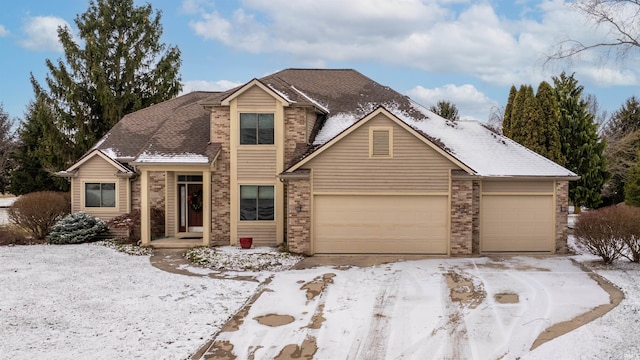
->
[407,84,499,121]
[181,79,242,94]
[186,0,640,87]
[0,25,9,37]
[20,16,70,52]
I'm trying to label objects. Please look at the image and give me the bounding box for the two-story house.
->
[58,69,578,256]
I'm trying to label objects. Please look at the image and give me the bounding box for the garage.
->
[481,194,554,252]
[313,195,448,254]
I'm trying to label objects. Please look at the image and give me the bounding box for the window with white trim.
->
[240,113,274,144]
[85,183,116,208]
[240,185,274,221]
[370,127,393,158]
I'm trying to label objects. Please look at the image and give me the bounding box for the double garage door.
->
[313,193,555,254]
[313,195,448,254]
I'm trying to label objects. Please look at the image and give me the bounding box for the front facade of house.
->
[59,69,577,256]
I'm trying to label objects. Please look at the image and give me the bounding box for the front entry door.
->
[178,183,203,233]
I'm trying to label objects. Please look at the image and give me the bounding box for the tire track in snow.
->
[349,269,401,360]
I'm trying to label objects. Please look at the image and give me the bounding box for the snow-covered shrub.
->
[9,191,70,240]
[574,206,632,264]
[107,208,165,242]
[612,205,640,262]
[47,212,109,245]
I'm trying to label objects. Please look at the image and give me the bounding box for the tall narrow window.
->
[240,185,275,220]
[240,113,274,144]
[85,183,116,207]
[370,127,393,158]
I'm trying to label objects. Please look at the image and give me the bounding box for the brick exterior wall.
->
[130,171,165,211]
[450,179,473,256]
[286,178,311,255]
[555,180,569,254]
[471,180,480,254]
[210,106,231,246]
[284,107,308,165]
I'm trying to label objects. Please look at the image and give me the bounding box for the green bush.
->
[8,191,70,240]
[47,212,109,244]
[574,205,640,263]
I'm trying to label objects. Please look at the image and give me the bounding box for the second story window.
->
[240,113,274,145]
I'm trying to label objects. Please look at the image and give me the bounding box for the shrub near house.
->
[574,205,640,264]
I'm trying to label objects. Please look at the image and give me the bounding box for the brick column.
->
[450,179,473,256]
[286,178,311,255]
[471,180,480,254]
[555,180,569,254]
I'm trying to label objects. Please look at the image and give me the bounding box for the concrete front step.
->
[148,238,204,249]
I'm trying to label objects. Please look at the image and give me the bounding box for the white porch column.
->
[140,169,151,246]
[203,170,212,246]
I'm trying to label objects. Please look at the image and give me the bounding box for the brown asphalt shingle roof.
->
[92,91,215,163]
[93,69,415,165]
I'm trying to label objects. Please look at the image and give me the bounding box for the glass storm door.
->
[178,177,204,233]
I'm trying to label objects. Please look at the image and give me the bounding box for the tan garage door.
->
[314,195,448,254]
[481,195,553,252]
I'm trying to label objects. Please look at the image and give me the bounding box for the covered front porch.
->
[134,156,219,248]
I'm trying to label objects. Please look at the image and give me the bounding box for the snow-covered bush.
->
[9,191,70,240]
[574,205,640,264]
[47,212,109,245]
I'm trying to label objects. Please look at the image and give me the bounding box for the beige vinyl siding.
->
[482,180,554,193]
[72,156,128,221]
[237,223,277,246]
[237,86,277,109]
[166,172,176,237]
[237,148,277,180]
[308,114,460,193]
[306,112,316,143]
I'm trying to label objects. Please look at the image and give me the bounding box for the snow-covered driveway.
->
[201,256,612,359]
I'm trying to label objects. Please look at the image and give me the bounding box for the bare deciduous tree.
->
[550,0,640,60]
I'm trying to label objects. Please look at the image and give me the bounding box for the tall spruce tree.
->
[510,85,528,141]
[535,81,563,164]
[10,97,63,195]
[0,104,16,193]
[519,85,546,155]
[33,0,182,172]
[502,85,517,137]
[553,72,608,210]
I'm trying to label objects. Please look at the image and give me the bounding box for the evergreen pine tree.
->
[553,72,609,210]
[502,85,517,137]
[624,163,640,206]
[509,85,527,142]
[10,97,64,195]
[33,0,182,171]
[519,85,546,155]
[536,81,563,164]
[0,104,16,193]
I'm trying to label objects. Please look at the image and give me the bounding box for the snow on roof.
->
[266,84,295,104]
[291,86,329,113]
[313,101,576,178]
[100,148,119,160]
[135,152,210,164]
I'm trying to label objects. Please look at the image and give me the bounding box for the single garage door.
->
[314,195,448,254]
[481,195,553,252]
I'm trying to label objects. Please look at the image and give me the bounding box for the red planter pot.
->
[239,237,253,249]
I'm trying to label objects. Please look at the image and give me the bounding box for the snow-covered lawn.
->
[0,244,259,360]
[2,238,640,359]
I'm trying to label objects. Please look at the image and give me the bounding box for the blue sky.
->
[0,0,638,125]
